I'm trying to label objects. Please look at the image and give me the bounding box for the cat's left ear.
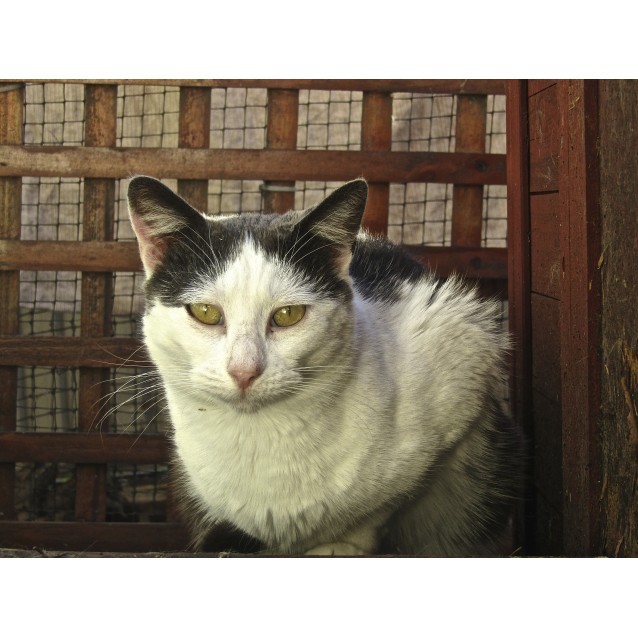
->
[127,176,206,277]
[296,179,368,276]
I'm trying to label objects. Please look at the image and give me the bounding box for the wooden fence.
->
[0,79,507,552]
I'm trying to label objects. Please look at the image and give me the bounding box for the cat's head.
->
[128,177,368,413]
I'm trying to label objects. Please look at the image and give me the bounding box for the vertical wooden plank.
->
[0,82,23,520]
[506,80,533,553]
[177,87,211,211]
[558,80,602,556]
[361,92,392,235]
[263,89,298,214]
[452,95,487,246]
[598,80,638,557]
[76,84,117,521]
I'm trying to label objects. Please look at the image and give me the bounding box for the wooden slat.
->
[1,239,507,281]
[19,79,507,94]
[0,146,507,185]
[451,95,487,246]
[0,337,145,367]
[529,83,560,193]
[530,193,561,300]
[0,521,190,552]
[361,92,392,235]
[506,80,534,554]
[77,84,118,522]
[558,80,602,557]
[0,432,170,464]
[177,86,211,211]
[0,82,22,521]
[0,239,142,271]
[263,89,299,214]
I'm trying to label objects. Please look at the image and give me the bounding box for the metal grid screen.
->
[4,81,507,539]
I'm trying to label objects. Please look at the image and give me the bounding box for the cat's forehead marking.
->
[195,237,308,306]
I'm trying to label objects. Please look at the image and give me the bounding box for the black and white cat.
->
[128,176,521,556]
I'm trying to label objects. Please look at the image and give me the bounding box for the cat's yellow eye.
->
[271,305,306,328]
[187,303,223,326]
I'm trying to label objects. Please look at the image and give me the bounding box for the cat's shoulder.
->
[350,232,434,303]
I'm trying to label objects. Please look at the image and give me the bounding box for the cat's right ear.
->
[127,176,206,277]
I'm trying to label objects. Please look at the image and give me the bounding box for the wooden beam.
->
[77,83,118,522]
[451,95,487,246]
[0,521,190,552]
[177,86,211,211]
[405,246,507,280]
[16,79,507,94]
[0,81,22,521]
[0,432,170,464]
[558,80,602,556]
[361,92,392,235]
[506,80,534,553]
[263,89,299,214]
[0,337,145,367]
[0,146,507,185]
[0,239,142,272]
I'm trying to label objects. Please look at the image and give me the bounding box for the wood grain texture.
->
[558,80,602,556]
[0,146,506,185]
[529,83,560,193]
[19,79,507,94]
[263,89,299,214]
[361,92,392,235]
[452,94,487,247]
[530,192,561,300]
[177,86,211,212]
[0,82,22,521]
[598,80,638,557]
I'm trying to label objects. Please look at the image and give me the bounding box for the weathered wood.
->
[0,337,145,367]
[530,193,561,300]
[177,86,211,211]
[452,95,487,246]
[506,80,534,554]
[558,80,602,557]
[19,79,507,94]
[0,82,22,521]
[528,83,560,193]
[0,146,507,185]
[0,521,190,552]
[0,239,142,272]
[77,84,118,522]
[361,92,392,235]
[0,239,506,281]
[263,89,299,214]
[531,293,561,405]
[528,80,557,97]
[598,80,638,557]
[0,432,170,464]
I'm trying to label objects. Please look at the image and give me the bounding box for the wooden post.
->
[76,84,117,521]
[178,87,211,211]
[263,89,299,214]
[361,92,392,235]
[506,80,533,554]
[0,82,23,521]
[558,80,602,556]
[452,95,487,246]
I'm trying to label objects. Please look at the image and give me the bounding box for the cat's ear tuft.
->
[296,179,368,276]
[128,176,205,277]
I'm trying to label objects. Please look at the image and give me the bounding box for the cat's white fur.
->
[142,241,508,556]
[129,177,517,556]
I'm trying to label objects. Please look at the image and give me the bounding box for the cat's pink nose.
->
[228,366,262,390]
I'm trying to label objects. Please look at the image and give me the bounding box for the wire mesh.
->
[13,82,508,525]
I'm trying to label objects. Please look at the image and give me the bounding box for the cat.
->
[127,176,522,556]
